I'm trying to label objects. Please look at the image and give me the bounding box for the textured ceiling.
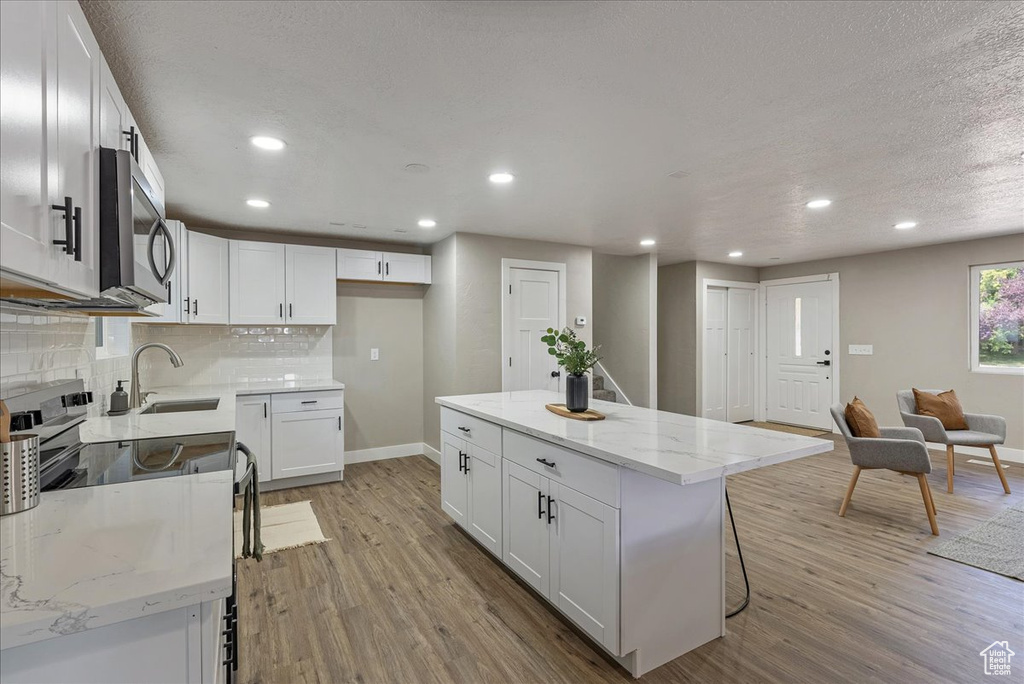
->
[82,0,1024,265]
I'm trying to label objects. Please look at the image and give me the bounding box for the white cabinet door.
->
[54,0,100,298]
[441,433,469,528]
[187,231,229,324]
[337,248,382,281]
[230,241,286,325]
[502,460,550,596]
[285,245,336,325]
[549,482,619,652]
[383,252,431,284]
[99,55,130,153]
[136,128,165,209]
[0,0,56,287]
[271,409,343,479]
[467,444,502,557]
[235,394,272,483]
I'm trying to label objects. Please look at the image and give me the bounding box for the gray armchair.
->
[896,390,1010,494]
[831,404,938,535]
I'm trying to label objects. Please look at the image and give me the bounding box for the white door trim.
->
[501,258,567,391]
[699,279,761,422]
[757,272,840,427]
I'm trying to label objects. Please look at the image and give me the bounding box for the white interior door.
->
[766,281,834,430]
[505,267,561,392]
[703,287,728,421]
[727,288,756,422]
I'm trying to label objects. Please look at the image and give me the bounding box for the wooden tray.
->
[545,403,606,421]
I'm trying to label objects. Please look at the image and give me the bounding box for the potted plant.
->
[541,327,601,412]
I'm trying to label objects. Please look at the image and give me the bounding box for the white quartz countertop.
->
[0,471,234,650]
[436,391,834,486]
[80,386,237,444]
[160,378,345,396]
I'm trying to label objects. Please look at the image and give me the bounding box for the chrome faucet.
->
[129,343,184,409]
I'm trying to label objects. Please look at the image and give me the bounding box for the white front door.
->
[727,288,756,423]
[703,287,728,421]
[505,267,561,392]
[766,280,834,430]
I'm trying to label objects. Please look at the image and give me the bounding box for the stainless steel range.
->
[4,380,235,491]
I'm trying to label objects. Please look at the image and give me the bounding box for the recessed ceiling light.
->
[246,199,270,208]
[806,199,832,208]
[894,221,917,230]
[728,251,743,258]
[640,239,656,247]
[418,219,437,228]
[489,172,515,184]
[250,136,285,151]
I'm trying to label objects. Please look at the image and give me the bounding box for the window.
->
[970,262,1024,374]
[95,317,131,359]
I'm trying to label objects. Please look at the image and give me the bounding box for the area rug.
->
[233,500,329,558]
[742,421,831,438]
[928,502,1024,581]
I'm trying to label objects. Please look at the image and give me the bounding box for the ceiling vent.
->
[667,170,690,179]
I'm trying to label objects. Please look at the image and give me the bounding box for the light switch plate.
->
[370,348,379,361]
[849,344,873,355]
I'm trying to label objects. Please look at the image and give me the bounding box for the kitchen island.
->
[436,390,833,677]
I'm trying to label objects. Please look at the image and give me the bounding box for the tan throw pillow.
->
[845,397,881,438]
[913,388,968,430]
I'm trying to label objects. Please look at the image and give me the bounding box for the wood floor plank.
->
[237,440,1023,683]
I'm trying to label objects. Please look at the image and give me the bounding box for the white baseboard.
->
[345,442,427,465]
[927,442,1024,465]
[422,442,441,465]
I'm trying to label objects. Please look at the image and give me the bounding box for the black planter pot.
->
[565,374,589,413]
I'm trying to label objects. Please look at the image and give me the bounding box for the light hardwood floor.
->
[237,438,1023,683]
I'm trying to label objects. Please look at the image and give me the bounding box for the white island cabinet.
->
[436,390,833,678]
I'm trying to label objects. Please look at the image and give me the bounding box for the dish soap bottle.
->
[109,380,129,416]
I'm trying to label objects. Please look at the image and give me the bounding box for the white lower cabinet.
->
[441,434,469,527]
[502,460,550,595]
[442,431,502,556]
[235,389,345,487]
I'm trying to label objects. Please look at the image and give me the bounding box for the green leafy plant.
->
[541,327,601,377]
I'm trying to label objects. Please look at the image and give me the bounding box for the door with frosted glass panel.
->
[766,281,833,429]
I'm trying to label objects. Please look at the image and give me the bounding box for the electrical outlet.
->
[370,348,379,361]
[848,344,873,356]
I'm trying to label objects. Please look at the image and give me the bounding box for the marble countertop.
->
[436,391,834,486]
[80,386,237,444]
[0,471,234,651]
[161,378,345,397]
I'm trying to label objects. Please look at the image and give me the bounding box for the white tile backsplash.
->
[131,323,333,387]
[0,306,131,414]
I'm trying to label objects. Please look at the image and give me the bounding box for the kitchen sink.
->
[140,399,220,415]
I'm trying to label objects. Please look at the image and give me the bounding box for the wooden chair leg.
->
[989,445,1011,494]
[916,474,939,536]
[839,466,861,517]
[946,445,955,493]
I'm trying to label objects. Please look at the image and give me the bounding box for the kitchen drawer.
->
[272,389,344,413]
[441,407,502,455]
[502,430,619,508]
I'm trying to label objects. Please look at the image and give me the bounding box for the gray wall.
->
[423,233,594,451]
[593,253,656,407]
[333,282,424,452]
[760,234,1024,449]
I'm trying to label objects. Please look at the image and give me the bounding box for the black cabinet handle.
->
[279,303,283,318]
[51,196,74,254]
[193,299,198,316]
[386,262,389,276]
[458,450,465,472]
[536,458,556,468]
[123,126,136,158]
[72,206,82,261]
[463,453,470,473]
[547,496,555,524]
[263,402,267,418]
[458,426,471,433]
[289,303,293,318]
[538,490,545,519]
[377,260,381,275]
[338,416,342,431]
[301,400,318,404]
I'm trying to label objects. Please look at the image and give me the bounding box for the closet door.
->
[727,288,756,423]
[702,287,728,421]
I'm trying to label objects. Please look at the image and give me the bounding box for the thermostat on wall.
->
[575,316,587,327]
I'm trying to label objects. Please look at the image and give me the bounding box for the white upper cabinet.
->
[186,231,229,324]
[99,55,130,153]
[336,248,431,284]
[0,0,55,288]
[285,245,336,325]
[53,0,100,298]
[336,248,382,281]
[383,252,431,284]
[229,240,286,325]
[135,128,165,209]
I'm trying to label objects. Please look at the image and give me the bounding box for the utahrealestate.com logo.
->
[980,641,1015,676]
